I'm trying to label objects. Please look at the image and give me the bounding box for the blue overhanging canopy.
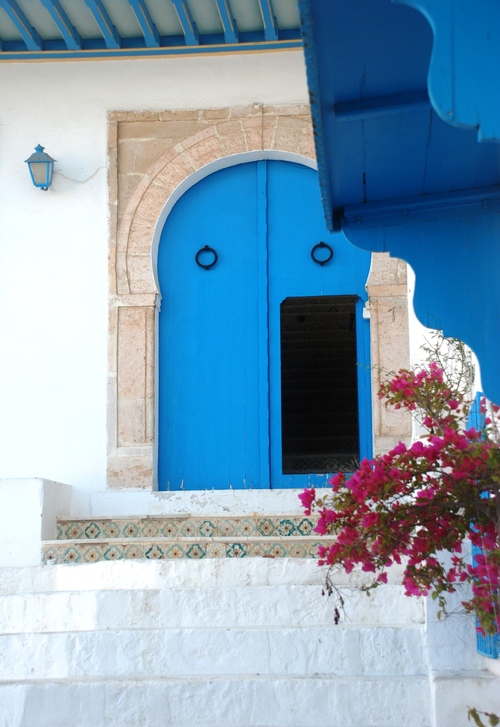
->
[298,0,500,405]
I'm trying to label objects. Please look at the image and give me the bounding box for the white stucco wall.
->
[0,53,308,509]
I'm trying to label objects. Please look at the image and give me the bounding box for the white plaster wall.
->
[0,53,308,509]
[0,478,71,565]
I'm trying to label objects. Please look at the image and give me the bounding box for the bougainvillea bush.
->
[300,338,500,635]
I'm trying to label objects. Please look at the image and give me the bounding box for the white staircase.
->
[0,555,435,727]
[0,492,497,727]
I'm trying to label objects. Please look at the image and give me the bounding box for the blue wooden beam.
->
[0,38,302,61]
[171,0,199,46]
[334,90,430,122]
[0,0,42,51]
[257,0,278,41]
[342,186,500,229]
[214,0,238,44]
[128,0,159,48]
[83,0,120,49]
[39,0,81,51]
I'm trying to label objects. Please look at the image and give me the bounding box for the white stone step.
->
[0,558,408,594]
[0,583,423,633]
[0,675,432,727]
[0,626,427,681]
[89,488,331,517]
[0,557,494,727]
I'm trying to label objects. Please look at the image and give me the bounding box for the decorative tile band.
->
[42,537,330,565]
[56,516,319,541]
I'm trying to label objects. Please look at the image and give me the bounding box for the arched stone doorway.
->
[107,105,411,489]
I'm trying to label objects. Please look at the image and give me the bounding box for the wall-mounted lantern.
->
[25,144,56,191]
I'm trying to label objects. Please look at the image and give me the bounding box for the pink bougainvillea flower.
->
[298,357,500,636]
[298,487,316,516]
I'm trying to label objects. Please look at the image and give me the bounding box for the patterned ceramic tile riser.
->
[42,536,332,565]
[56,515,319,540]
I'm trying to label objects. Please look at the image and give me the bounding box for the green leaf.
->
[488,715,499,726]
[468,707,485,726]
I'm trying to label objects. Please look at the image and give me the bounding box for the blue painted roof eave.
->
[298,0,335,231]
[297,0,500,406]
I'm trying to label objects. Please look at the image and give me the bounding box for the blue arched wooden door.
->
[157,160,372,490]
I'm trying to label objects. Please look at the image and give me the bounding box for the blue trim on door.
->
[356,297,373,464]
[256,161,271,486]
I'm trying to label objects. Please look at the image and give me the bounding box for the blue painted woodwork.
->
[467,392,485,434]
[298,0,500,227]
[396,0,500,142]
[258,0,278,41]
[0,0,42,50]
[170,0,199,45]
[466,393,500,659]
[0,37,301,60]
[266,162,372,488]
[157,160,372,491]
[342,207,500,406]
[214,0,238,44]
[0,0,301,59]
[473,541,500,659]
[473,541,500,658]
[39,0,81,50]
[83,0,120,49]
[128,0,159,48]
[298,0,500,405]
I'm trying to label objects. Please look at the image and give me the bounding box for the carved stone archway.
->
[107,105,410,489]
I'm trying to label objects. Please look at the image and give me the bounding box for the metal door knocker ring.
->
[195,245,218,270]
[311,241,333,266]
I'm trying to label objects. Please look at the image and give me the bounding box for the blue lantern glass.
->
[25,144,56,190]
